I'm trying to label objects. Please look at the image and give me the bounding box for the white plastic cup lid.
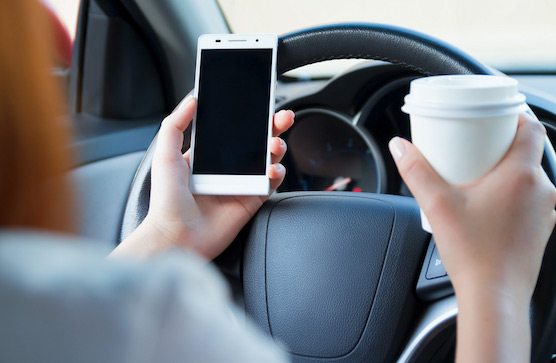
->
[402,75,526,119]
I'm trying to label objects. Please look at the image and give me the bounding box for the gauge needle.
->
[324,177,352,192]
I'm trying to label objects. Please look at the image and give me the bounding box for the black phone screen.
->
[193,48,273,175]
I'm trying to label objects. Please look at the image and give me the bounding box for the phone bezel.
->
[189,34,277,195]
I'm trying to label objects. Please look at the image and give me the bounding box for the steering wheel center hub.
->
[244,193,430,361]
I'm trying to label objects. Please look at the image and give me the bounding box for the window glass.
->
[43,0,80,68]
[44,0,80,39]
[218,0,556,75]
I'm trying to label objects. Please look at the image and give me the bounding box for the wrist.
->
[451,266,533,308]
[455,278,531,363]
[145,214,223,259]
[456,283,530,317]
[132,215,211,258]
[110,218,174,260]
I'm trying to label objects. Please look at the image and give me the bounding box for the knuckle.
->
[160,115,172,126]
[530,118,547,137]
[280,138,287,152]
[516,165,539,188]
[159,118,173,134]
[422,190,450,214]
[153,153,176,167]
[539,123,547,137]
[401,153,428,184]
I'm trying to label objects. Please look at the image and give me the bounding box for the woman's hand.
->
[389,113,556,362]
[112,96,294,260]
[390,113,555,299]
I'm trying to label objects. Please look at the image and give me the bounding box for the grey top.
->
[0,230,288,363]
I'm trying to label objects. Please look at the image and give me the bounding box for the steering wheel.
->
[121,23,556,363]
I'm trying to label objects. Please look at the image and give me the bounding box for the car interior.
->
[51,0,556,362]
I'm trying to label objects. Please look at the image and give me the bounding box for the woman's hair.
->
[0,0,74,232]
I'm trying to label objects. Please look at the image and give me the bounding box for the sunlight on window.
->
[219,0,556,72]
[43,0,80,39]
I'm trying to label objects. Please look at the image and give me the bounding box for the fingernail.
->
[275,163,285,173]
[287,110,295,119]
[389,137,405,160]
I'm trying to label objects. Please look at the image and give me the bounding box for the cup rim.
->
[410,75,519,90]
[402,96,527,119]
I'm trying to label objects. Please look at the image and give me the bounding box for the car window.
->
[218,0,556,76]
[43,0,80,68]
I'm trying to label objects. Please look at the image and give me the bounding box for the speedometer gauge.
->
[280,108,385,193]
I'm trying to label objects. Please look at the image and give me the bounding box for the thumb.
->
[388,137,451,213]
[154,96,197,164]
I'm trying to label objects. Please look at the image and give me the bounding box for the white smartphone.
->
[189,34,278,195]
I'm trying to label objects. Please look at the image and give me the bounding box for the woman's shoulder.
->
[0,228,229,305]
[0,229,288,363]
[0,229,243,362]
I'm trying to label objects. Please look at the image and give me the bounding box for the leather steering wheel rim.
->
[120,23,555,362]
[276,23,492,76]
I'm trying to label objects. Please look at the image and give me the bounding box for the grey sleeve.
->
[0,234,289,363]
[146,252,290,363]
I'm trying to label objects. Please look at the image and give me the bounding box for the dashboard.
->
[275,61,556,197]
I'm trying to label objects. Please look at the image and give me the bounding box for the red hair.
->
[0,0,74,232]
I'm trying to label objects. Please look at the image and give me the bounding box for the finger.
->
[173,90,195,112]
[183,149,191,167]
[388,137,451,213]
[538,168,556,205]
[270,137,287,164]
[164,96,197,134]
[155,97,196,163]
[268,163,286,192]
[498,113,546,168]
[273,110,295,137]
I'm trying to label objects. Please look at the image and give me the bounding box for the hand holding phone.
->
[113,96,293,260]
[190,34,278,195]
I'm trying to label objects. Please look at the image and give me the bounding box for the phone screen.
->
[193,48,273,175]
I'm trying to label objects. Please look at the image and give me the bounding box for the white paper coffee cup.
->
[401,75,527,233]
